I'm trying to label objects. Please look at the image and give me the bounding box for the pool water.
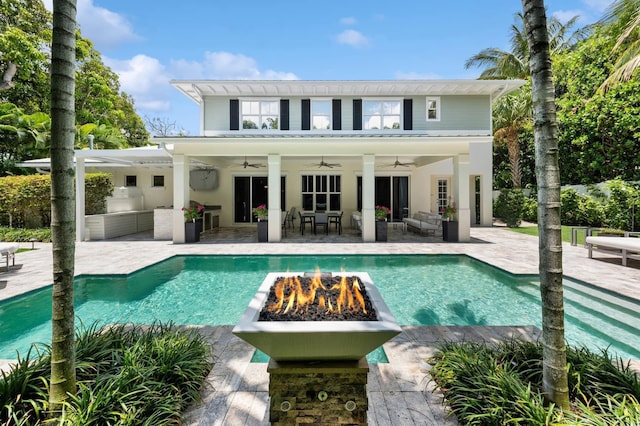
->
[1,255,639,361]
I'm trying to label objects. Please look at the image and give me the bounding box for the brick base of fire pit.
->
[267,358,369,425]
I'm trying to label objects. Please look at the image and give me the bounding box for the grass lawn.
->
[507,224,585,245]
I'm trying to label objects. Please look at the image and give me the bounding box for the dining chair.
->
[281,210,288,237]
[286,206,297,229]
[329,211,343,235]
[299,211,313,235]
[314,213,329,235]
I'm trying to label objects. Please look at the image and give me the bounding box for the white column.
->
[267,154,282,242]
[361,154,375,242]
[172,154,189,243]
[75,157,86,241]
[454,154,471,242]
[481,173,493,226]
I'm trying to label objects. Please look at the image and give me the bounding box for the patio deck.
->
[1,226,639,425]
[184,325,540,425]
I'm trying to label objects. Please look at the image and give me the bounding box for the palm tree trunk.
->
[522,0,569,409]
[49,0,77,413]
[507,130,522,188]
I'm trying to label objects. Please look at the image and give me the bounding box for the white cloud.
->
[340,17,357,25]
[105,51,298,114]
[552,0,614,24]
[77,0,141,49]
[336,30,369,48]
[105,54,171,111]
[42,0,140,50]
[552,9,588,23]
[171,51,298,80]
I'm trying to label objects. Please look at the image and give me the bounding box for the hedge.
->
[0,173,114,228]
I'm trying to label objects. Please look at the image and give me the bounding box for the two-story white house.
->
[67,79,523,243]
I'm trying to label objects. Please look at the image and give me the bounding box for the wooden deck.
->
[184,325,541,425]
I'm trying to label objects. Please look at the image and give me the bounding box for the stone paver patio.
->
[1,225,639,424]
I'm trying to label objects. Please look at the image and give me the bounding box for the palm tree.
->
[465,12,590,79]
[522,0,569,409]
[493,87,532,188]
[49,0,77,413]
[76,122,125,150]
[598,0,640,92]
[467,11,587,189]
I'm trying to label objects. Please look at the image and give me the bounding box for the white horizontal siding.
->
[202,95,491,132]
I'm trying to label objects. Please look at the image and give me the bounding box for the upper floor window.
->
[241,100,279,130]
[312,100,331,130]
[363,100,401,130]
[426,97,440,121]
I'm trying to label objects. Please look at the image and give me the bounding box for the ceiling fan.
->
[241,156,264,168]
[316,156,341,168]
[387,156,415,168]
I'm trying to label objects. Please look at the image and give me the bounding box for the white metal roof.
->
[171,79,526,104]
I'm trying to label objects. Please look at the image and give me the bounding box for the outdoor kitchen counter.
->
[85,210,153,240]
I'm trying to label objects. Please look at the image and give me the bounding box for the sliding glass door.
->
[357,176,409,221]
[234,176,286,223]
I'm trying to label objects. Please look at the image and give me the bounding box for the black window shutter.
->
[403,99,413,130]
[332,99,342,130]
[280,99,290,130]
[353,99,362,130]
[301,99,311,130]
[230,99,239,130]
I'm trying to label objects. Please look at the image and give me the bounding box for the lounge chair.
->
[585,233,640,267]
[0,243,19,272]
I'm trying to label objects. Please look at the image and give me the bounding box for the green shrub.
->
[85,173,114,215]
[603,179,639,231]
[560,187,606,227]
[0,173,114,228]
[561,188,582,225]
[580,196,605,227]
[494,188,525,227]
[0,322,212,425]
[430,340,640,425]
[0,227,51,242]
[521,196,538,223]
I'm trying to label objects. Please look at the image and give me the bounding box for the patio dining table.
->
[300,211,343,234]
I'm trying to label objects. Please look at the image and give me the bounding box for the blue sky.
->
[45,0,613,135]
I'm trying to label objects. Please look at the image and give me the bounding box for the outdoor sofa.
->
[402,211,442,236]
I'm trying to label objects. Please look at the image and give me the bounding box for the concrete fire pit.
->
[232,272,402,361]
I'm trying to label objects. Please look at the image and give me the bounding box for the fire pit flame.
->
[266,273,367,317]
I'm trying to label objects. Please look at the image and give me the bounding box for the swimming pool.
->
[1,254,638,360]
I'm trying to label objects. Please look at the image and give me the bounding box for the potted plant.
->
[253,204,268,221]
[375,205,391,241]
[440,200,458,242]
[182,204,203,243]
[253,204,268,242]
[440,200,457,221]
